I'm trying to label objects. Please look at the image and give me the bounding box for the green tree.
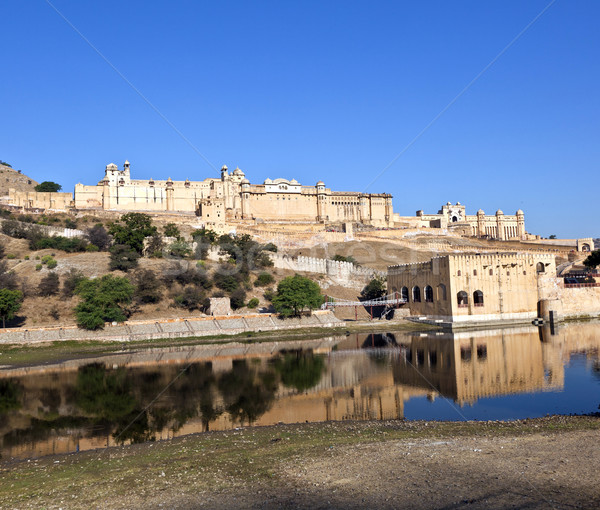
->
[332,254,357,264]
[163,223,181,239]
[549,234,557,239]
[0,289,23,327]
[34,181,62,192]
[360,276,387,301]
[272,274,323,318]
[108,213,157,254]
[254,272,275,287]
[167,239,192,258]
[74,275,134,330]
[109,244,140,272]
[583,250,600,269]
[146,232,164,258]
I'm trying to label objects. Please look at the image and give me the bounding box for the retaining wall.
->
[0,310,344,345]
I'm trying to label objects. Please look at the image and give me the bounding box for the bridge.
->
[321,292,408,319]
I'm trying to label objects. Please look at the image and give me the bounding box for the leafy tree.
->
[272,275,323,318]
[74,275,134,330]
[192,228,218,244]
[360,276,387,301]
[163,223,181,239]
[254,272,275,287]
[38,272,60,296]
[34,181,62,192]
[213,271,240,292]
[132,269,163,304]
[263,242,278,253]
[86,224,111,251]
[64,218,78,229]
[247,297,259,309]
[0,160,12,168]
[0,289,23,327]
[108,213,157,254]
[109,244,140,272]
[583,250,600,269]
[62,269,85,297]
[549,234,557,239]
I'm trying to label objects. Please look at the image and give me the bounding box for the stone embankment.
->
[0,310,344,345]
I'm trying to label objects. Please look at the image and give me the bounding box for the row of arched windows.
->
[394,284,447,303]
[395,285,484,307]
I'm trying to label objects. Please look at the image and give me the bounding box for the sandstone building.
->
[73,161,394,226]
[394,202,526,240]
[387,252,556,323]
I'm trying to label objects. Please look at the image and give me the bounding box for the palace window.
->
[412,286,421,303]
[473,290,484,307]
[424,285,433,303]
[457,291,468,307]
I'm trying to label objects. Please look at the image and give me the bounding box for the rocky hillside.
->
[0,162,38,195]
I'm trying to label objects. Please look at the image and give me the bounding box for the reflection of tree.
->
[75,363,136,421]
[0,379,23,415]
[274,351,325,392]
[218,360,277,425]
[113,411,155,445]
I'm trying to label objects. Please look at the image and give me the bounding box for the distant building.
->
[394,201,527,240]
[72,161,393,226]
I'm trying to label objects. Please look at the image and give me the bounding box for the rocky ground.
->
[0,417,598,509]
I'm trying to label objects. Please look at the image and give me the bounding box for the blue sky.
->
[1,1,598,238]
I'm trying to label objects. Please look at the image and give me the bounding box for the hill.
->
[0,162,39,195]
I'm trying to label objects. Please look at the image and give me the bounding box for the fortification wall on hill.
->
[0,218,84,238]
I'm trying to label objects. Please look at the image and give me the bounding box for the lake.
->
[1,321,599,461]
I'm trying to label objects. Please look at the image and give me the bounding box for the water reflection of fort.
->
[1,322,599,461]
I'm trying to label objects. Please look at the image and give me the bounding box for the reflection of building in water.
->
[391,327,566,404]
[2,324,600,461]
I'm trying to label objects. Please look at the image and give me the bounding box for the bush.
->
[31,235,88,253]
[46,258,57,269]
[254,272,275,287]
[0,260,18,290]
[6,254,15,259]
[263,289,275,302]
[0,242,4,259]
[64,218,78,229]
[146,232,164,258]
[213,272,239,292]
[24,255,29,260]
[163,223,181,239]
[62,269,85,297]
[86,244,99,252]
[132,269,163,304]
[35,264,42,271]
[39,272,60,296]
[167,239,192,258]
[247,297,259,309]
[360,276,386,301]
[109,244,140,272]
[173,286,206,312]
[41,255,53,265]
[263,243,278,253]
[86,224,111,251]
[332,254,357,264]
[230,288,247,310]
[74,275,134,330]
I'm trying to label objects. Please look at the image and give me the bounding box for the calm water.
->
[0,321,599,461]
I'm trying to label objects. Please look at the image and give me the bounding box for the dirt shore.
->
[1,416,598,509]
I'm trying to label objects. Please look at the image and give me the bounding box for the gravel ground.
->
[1,417,598,510]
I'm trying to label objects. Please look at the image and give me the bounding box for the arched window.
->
[536,262,545,273]
[489,269,493,275]
[457,291,468,307]
[424,285,433,303]
[473,290,484,307]
[437,283,447,301]
[457,270,462,276]
[412,286,421,303]
[401,287,409,301]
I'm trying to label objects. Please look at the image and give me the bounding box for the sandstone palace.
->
[6,160,531,240]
